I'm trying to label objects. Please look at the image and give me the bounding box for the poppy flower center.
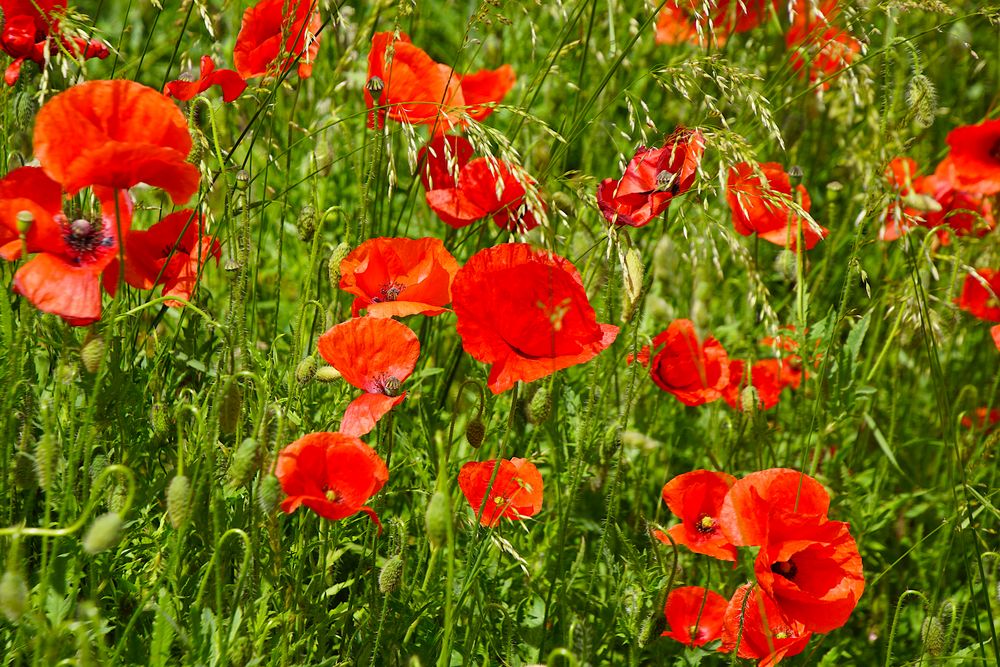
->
[376,374,402,397]
[990,138,1000,162]
[325,489,338,502]
[63,217,112,264]
[695,514,717,534]
[366,75,385,99]
[372,281,404,303]
[655,170,678,194]
[771,559,798,580]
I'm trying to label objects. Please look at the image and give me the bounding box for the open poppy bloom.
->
[718,468,830,547]
[727,162,827,250]
[647,319,730,407]
[419,135,541,232]
[457,458,543,527]
[451,243,619,394]
[785,0,860,89]
[0,166,133,325]
[275,432,388,530]
[107,209,221,307]
[879,157,926,241]
[317,317,420,437]
[918,172,995,243]
[0,0,109,85]
[721,584,812,666]
[33,80,199,205]
[596,127,705,228]
[365,31,515,133]
[961,407,1000,431]
[655,1,771,47]
[955,269,1000,322]
[655,469,737,561]
[938,118,1000,195]
[164,56,247,102]
[661,586,728,647]
[722,358,802,411]
[233,0,321,80]
[338,236,460,318]
[755,513,865,633]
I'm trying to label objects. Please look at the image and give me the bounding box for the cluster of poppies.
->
[275,237,617,527]
[656,0,860,89]
[629,320,805,411]
[656,468,864,664]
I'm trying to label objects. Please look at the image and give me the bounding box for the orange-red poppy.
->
[661,586,728,647]
[457,458,543,527]
[420,134,540,232]
[961,407,1000,431]
[655,469,737,561]
[722,358,801,411]
[0,0,108,85]
[164,56,247,102]
[275,432,388,529]
[107,209,221,307]
[727,161,827,250]
[451,243,619,394]
[233,0,321,80]
[365,31,515,133]
[33,80,199,205]
[755,513,865,633]
[955,269,1000,322]
[786,1,859,89]
[718,468,830,547]
[721,584,812,667]
[596,127,705,228]
[338,236,460,318]
[317,317,420,437]
[918,173,995,243]
[0,166,133,325]
[647,319,730,407]
[938,118,1000,195]
[879,157,923,241]
[654,1,772,47]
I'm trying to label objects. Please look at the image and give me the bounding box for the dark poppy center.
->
[695,514,717,534]
[366,75,385,99]
[378,375,402,397]
[655,170,679,195]
[990,138,1000,162]
[372,281,404,303]
[771,559,798,580]
[63,218,111,264]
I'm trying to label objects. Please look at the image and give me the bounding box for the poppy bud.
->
[923,602,954,657]
[228,437,261,489]
[774,249,799,282]
[12,92,38,130]
[80,336,106,374]
[0,571,27,622]
[740,385,760,416]
[297,205,317,243]
[82,512,122,554]
[526,385,551,424]
[235,169,251,191]
[465,418,486,448]
[327,242,352,290]
[34,432,57,491]
[188,128,207,166]
[378,554,403,594]
[219,379,242,435]
[315,366,343,383]
[151,402,170,439]
[425,490,450,549]
[166,474,192,529]
[257,474,282,514]
[258,404,280,451]
[295,356,317,385]
[12,451,36,490]
[906,74,937,129]
[365,75,385,100]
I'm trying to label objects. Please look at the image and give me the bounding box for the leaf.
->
[863,413,905,476]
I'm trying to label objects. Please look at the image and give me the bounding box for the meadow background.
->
[1,0,999,665]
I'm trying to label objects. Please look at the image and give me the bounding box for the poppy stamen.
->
[695,514,717,534]
[771,559,798,580]
[63,217,109,264]
[324,489,339,502]
[372,281,404,303]
[378,375,402,397]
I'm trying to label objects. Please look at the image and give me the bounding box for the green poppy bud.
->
[228,437,260,489]
[297,205,317,243]
[0,571,27,622]
[378,554,403,594]
[295,356,318,385]
[465,418,485,448]
[257,474,282,514]
[166,475,192,529]
[315,366,343,383]
[425,490,450,549]
[80,337,106,374]
[82,513,123,555]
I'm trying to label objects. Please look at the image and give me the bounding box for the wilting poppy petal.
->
[718,468,830,547]
[661,586,728,647]
[458,458,544,527]
[164,56,247,103]
[657,469,737,561]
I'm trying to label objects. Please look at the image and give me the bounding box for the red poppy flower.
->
[0,0,108,85]
[275,432,388,529]
[993,325,1000,352]
[727,162,827,250]
[939,119,1000,195]
[108,209,221,307]
[661,586,728,647]
[365,31,515,132]
[955,269,1000,322]
[0,166,133,325]
[451,243,619,394]
[647,319,730,406]
[33,80,199,205]
[721,584,812,667]
[718,468,830,547]
[338,236,460,318]
[961,407,1000,431]
[786,1,860,90]
[457,458,543,527]
[654,3,712,46]
[419,135,541,232]
[164,56,247,103]
[654,469,737,561]
[596,128,705,228]
[654,1,771,46]
[755,513,864,632]
[233,0,321,80]
[918,172,995,242]
[722,358,802,411]
[879,157,923,241]
[317,317,420,437]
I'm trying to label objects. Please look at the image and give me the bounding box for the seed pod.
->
[82,513,122,554]
[15,210,33,235]
[80,337,106,374]
[526,385,551,424]
[235,169,250,191]
[315,366,343,383]
[295,356,318,385]
[12,450,36,490]
[0,571,27,622]
[465,418,485,448]
[378,554,403,594]
[228,437,260,489]
[166,475,192,529]
[425,490,450,549]
[34,431,58,491]
[257,474,282,514]
[327,242,351,290]
[297,205,317,243]
[219,379,242,435]
[365,75,385,100]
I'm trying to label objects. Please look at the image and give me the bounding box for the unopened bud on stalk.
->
[297,205,317,243]
[228,437,260,489]
[0,571,27,622]
[378,554,403,594]
[465,418,485,448]
[80,337,106,374]
[82,513,122,554]
[257,474,282,514]
[219,380,242,435]
[12,451,36,490]
[327,242,351,290]
[166,474,192,529]
[315,366,343,383]
[425,490,450,549]
[527,385,551,424]
[187,128,206,165]
[12,92,37,130]
[15,210,33,234]
[34,431,57,491]
[235,169,250,191]
[295,356,318,385]
[740,386,759,417]
[906,75,937,129]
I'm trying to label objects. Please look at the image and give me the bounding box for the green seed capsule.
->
[257,474,282,514]
[82,513,123,554]
[295,356,318,385]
